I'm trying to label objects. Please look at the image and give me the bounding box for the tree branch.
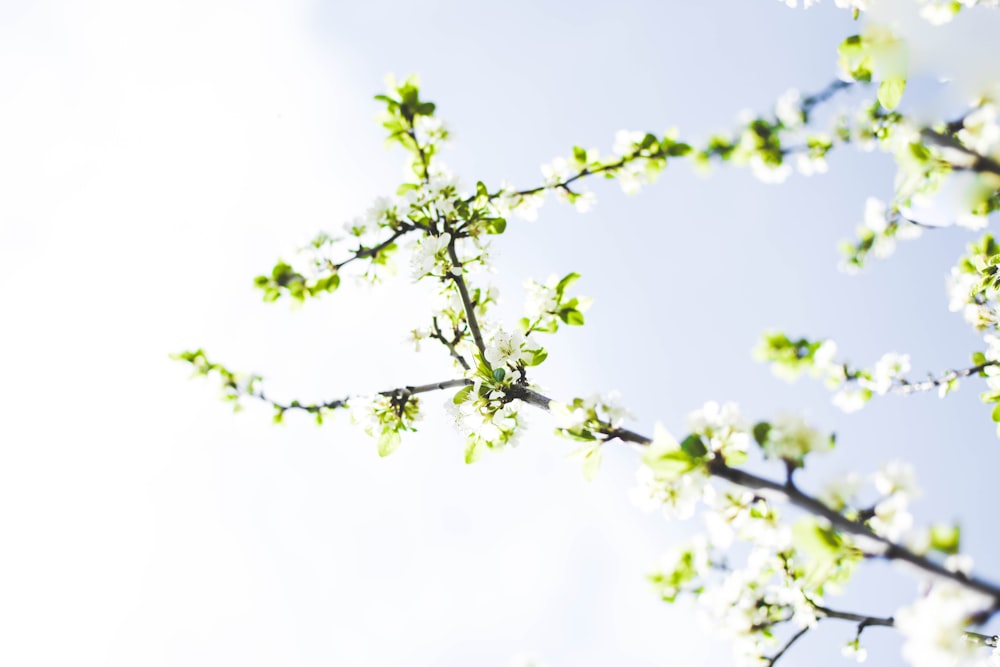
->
[430,316,471,371]
[766,626,810,667]
[504,385,1000,602]
[253,377,471,414]
[891,361,998,395]
[446,242,487,356]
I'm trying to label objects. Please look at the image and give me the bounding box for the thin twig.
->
[253,377,471,414]
[766,626,810,667]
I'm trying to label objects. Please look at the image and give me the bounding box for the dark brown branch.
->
[504,385,1000,602]
[430,316,471,371]
[335,225,418,272]
[892,361,998,395]
[814,604,995,646]
[921,128,1000,177]
[445,241,487,356]
[255,377,471,414]
[766,626,810,667]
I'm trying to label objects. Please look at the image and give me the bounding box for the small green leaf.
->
[929,524,961,555]
[558,308,585,326]
[752,422,771,447]
[556,272,581,296]
[453,386,472,404]
[465,439,485,464]
[492,368,506,382]
[484,218,507,234]
[878,79,906,110]
[991,403,1000,422]
[581,445,602,481]
[680,434,708,458]
[642,448,698,481]
[908,141,931,162]
[378,430,402,457]
[528,349,548,367]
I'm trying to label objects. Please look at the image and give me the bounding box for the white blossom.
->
[895,583,993,667]
[795,153,829,176]
[484,328,538,371]
[957,104,1000,158]
[833,387,869,414]
[749,154,792,184]
[862,352,911,396]
[863,197,889,233]
[687,401,750,460]
[613,129,645,156]
[870,493,914,541]
[541,157,571,188]
[819,472,861,511]
[618,161,647,194]
[842,641,869,663]
[524,274,559,321]
[874,460,921,500]
[410,233,451,279]
[775,88,804,128]
[365,196,395,226]
[762,413,833,462]
[946,267,978,315]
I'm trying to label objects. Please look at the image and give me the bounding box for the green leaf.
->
[680,434,708,458]
[981,389,1000,404]
[929,524,961,555]
[465,439,485,464]
[908,141,931,162]
[642,448,698,481]
[484,218,507,234]
[573,146,588,164]
[752,422,771,447]
[792,517,846,585]
[878,79,906,110]
[527,348,548,367]
[666,142,691,157]
[580,445,602,481]
[492,368,506,382]
[972,351,987,366]
[556,272,581,296]
[558,308,585,326]
[453,386,472,404]
[378,430,402,457]
[990,403,1000,422]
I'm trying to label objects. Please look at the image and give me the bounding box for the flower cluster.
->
[754,331,933,413]
[895,582,994,667]
[351,392,423,457]
[447,387,525,463]
[520,272,592,335]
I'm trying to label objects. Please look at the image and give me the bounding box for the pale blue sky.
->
[2,1,999,666]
